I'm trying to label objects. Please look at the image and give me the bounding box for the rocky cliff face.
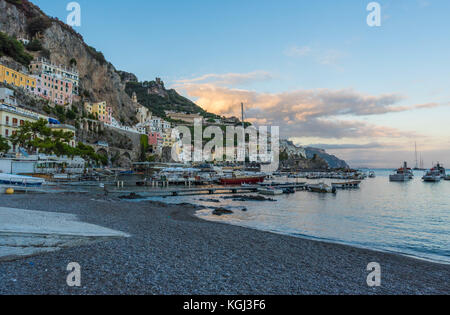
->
[305,147,349,169]
[0,0,136,125]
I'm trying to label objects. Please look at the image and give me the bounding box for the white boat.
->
[389,162,413,182]
[369,171,376,178]
[422,170,442,182]
[308,183,336,193]
[258,187,283,196]
[0,173,45,187]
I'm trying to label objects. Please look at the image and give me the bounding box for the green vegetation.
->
[86,45,106,65]
[139,134,149,162]
[27,16,52,37]
[125,81,220,120]
[9,119,106,165]
[43,105,78,123]
[0,31,33,65]
[0,135,11,155]
[26,39,43,51]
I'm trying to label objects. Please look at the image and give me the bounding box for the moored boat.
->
[258,187,283,195]
[389,162,413,182]
[220,175,265,186]
[0,173,45,187]
[308,183,336,194]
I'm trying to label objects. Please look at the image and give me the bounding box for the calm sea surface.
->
[141,170,450,264]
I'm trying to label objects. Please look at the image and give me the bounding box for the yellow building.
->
[48,124,77,148]
[0,64,36,92]
[0,103,43,152]
[0,104,76,153]
[84,101,112,124]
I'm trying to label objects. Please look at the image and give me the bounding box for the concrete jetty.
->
[0,207,129,261]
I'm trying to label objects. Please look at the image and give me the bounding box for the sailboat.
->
[413,143,426,171]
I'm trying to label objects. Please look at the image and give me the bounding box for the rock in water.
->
[119,193,143,200]
[212,208,234,216]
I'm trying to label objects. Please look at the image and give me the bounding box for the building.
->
[166,111,203,124]
[0,87,16,106]
[0,64,36,93]
[136,105,152,124]
[148,132,163,152]
[0,103,47,153]
[84,101,112,124]
[162,129,176,148]
[33,73,73,105]
[29,58,79,95]
[48,123,77,148]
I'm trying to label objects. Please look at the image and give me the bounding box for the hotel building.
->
[33,73,74,105]
[0,64,36,93]
[29,58,79,95]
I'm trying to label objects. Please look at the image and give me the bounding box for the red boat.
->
[219,176,265,185]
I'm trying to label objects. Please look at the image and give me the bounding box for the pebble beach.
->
[0,193,448,295]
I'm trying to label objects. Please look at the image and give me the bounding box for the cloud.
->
[174,71,272,87]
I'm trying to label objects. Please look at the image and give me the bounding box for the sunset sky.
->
[33,0,450,168]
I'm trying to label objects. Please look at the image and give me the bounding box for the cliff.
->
[305,147,349,169]
[0,0,136,125]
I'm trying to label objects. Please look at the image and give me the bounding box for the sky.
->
[32,0,450,168]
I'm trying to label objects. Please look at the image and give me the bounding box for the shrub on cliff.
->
[26,39,43,51]
[27,16,52,37]
[0,31,33,65]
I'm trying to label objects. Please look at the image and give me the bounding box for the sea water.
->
[141,170,450,264]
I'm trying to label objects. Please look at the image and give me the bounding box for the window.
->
[5,116,9,124]
[5,129,9,137]
[12,118,18,126]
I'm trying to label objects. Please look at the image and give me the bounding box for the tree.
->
[0,135,10,155]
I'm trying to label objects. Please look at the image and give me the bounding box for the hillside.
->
[305,147,350,169]
[125,79,220,121]
[0,0,136,124]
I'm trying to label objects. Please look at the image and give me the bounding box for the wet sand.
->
[0,193,448,295]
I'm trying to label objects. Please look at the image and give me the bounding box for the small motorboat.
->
[282,187,295,194]
[308,183,336,194]
[258,187,283,196]
[369,171,376,178]
[422,169,442,182]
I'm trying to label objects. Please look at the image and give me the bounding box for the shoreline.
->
[0,193,448,294]
[192,207,450,266]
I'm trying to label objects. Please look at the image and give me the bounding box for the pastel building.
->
[84,101,112,124]
[29,58,79,95]
[33,73,73,105]
[0,64,36,93]
[148,132,163,152]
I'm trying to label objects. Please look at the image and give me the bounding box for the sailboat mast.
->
[241,102,246,169]
[415,142,418,169]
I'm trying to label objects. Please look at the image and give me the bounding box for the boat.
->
[389,162,413,182]
[308,183,336,194]
[369,171,376,178]
[444,175,450,181]
[422,164,445,182]
[422,171,441,182]
[282,187,295,194]
[0,173,45,187]
[220,175,265,186]
[258,187,283,195]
